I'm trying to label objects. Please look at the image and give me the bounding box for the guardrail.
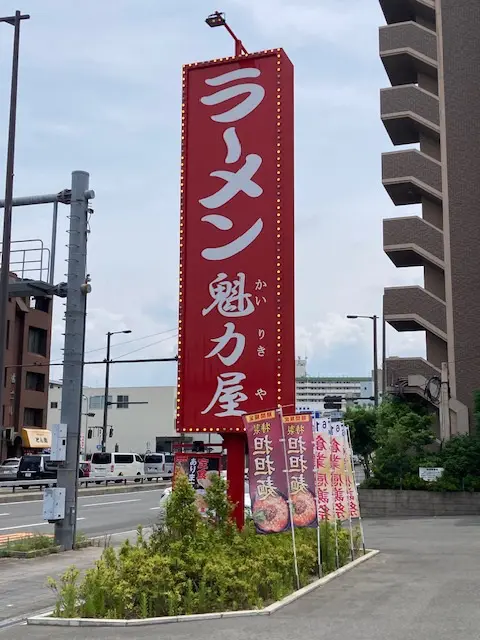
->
[0,474,170,493]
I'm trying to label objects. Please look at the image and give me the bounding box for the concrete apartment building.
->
[380,0,479,434]
[295,358,379,414]
[0,283,53,459]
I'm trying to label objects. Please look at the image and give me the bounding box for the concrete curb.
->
[27,549,380,627]
[0,481,167,504]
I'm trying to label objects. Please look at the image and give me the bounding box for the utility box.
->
[50,423,67,461]
[43,487,65,521]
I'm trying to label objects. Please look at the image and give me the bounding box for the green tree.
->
[473,390,480,435]
[344,405,377,478]
[164,472,200,541]
[205,472,232,528]
[441,434,480,482]
[372,399,435,488]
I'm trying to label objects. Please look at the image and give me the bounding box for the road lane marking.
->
[149,507,161,510]
[0,513,10,516]
[0,522,48,531]
[0,488,166,507]
[0,517,85,532]
[82,498,140,508]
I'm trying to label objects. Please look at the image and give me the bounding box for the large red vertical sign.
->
[177,49,294,434]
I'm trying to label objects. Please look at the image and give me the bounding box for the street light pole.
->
[0,12,30,426]
[372,315,378,408]
[101,333,111,453]
[347,314,379,407]
[101,330,131,452]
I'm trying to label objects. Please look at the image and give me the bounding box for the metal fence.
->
[0,474,170,493]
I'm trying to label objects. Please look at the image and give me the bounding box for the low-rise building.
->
[48,383,223,455]
[1,282,53,460]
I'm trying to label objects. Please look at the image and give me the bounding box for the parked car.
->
[79,460,91,478]
[17,454,58,488]
[89,452,144,481]
[144,452,174,480]
[0,457,20,482]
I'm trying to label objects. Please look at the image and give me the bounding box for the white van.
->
[144,452,174,480]
[90,452,144,481]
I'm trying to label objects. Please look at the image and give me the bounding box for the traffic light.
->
[324,395,342,410]
[109,427,114,438]
[87,428,92,439]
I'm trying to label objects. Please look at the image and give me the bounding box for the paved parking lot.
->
[3,516,480,639]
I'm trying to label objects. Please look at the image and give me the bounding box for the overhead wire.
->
[113,334,178,360]
[48,327,178,365]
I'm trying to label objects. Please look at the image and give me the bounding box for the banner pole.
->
[342,423,355,562]
[329,421,340,570]
[279,406,300,590]
[312,415,323,578]
[346,426,366,555]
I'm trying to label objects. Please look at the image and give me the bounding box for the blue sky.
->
[0,0,425,387]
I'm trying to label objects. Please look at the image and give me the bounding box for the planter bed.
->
[28,550,379,627]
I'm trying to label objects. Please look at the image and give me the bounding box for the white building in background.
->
[47,382,221,455]
[294,358,381,414]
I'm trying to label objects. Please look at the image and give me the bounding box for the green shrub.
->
[49,474,361,619]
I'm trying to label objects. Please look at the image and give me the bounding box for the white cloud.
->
[296,313,365,357]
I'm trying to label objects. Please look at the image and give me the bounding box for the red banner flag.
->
[244,409,290,534]
[282,414,317,528]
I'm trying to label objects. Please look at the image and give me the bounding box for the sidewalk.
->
[4,516,480,639]
[0,531,139,628]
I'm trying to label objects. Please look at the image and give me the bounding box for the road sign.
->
[96,444,102,451]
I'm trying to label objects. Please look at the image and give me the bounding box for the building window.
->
[50,401,58,409]
[25,372,46,392]
[28,327,47,356]
[24,407,43,427]
[116,395,129,409]
[34,297,50,313]
[89,395,112,410]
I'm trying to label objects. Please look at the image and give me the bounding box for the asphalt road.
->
[0,487,167,538]
[4,516,480,639]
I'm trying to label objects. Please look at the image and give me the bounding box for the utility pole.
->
[373,315,379,407]
[101,329,131,452]
[0,11,30,424]
[54,171,94,551]
[101,333,111,453]
[382,307,387,401]
[439,362,451,441]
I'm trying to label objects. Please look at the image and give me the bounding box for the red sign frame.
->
[176,49,295,434]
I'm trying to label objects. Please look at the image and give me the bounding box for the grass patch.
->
[1,534,56,552]
[49,474,362,619]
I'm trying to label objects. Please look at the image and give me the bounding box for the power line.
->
[48,327,177,365]
[114,334,177,360]
[86,327,177,355]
